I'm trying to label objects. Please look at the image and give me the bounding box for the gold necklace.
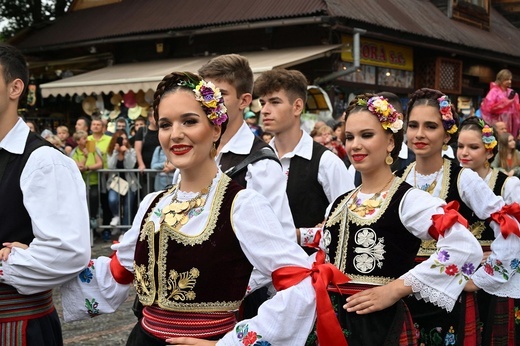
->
[349,175,394,217]
[414,165,441,194]
[159,180,213,230]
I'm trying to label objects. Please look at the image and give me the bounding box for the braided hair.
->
[153,72,228,148]
[407,88,460,143]
[345,93,404,160]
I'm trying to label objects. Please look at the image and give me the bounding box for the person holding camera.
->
[480,69,520,137]
[106,130,139,240]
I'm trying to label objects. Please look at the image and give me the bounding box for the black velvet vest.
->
[286,141,329,228]
[219,135,273,187]
[133,175,253,311]
[325,180,420,284]
[0,132,53,245]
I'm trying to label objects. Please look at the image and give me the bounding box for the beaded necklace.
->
[349,175,394,217]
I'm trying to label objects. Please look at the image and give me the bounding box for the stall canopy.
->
[40,45,340,97]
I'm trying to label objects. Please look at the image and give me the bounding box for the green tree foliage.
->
[0,0,72,41]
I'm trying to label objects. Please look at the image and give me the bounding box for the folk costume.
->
[399,159,520,345]
[305,177,482,346]
[61,171,349,346]
[0,118,91,345]
[475,168,520,345]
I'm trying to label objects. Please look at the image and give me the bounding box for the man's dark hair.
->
[0,43,29,97]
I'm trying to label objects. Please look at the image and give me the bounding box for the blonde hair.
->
[73,130,88,141]
[47,135,63,147]
[316,125,334,136]
[496,69,512,84]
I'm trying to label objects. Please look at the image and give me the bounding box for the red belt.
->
[0,283,55,346]
[141,306,236,340]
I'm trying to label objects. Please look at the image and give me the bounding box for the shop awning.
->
[40,45,340,97]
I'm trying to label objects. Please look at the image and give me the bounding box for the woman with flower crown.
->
[303,93,482,345]
[397,88,520,345]
[456,116,520,345]
[59,72,350,346]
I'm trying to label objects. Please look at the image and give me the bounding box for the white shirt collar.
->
[217,121,254,158]
[270,130,313,161]
[0,117,30,154]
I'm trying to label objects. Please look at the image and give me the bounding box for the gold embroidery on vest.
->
[135,174,243,311]
[470,221,485,239]
[134,221,156,306]
[167,268,199,301]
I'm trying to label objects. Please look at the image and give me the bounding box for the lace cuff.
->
[400,272,457,312]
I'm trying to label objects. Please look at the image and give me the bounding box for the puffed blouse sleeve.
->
[60,192,158,322]
[471,176,520,298]
[459,170,520,298]
[218,189,318,346]
[398,188,483,312]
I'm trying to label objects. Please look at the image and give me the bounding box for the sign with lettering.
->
[341,35,414,71]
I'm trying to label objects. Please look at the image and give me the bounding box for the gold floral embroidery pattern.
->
[166,268,199,301]
[326,194,352,228]
[134,221,156,306]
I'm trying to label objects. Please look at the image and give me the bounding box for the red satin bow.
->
[109,251,134,284]
[272,250,350,346]
[428,201,468,240]
[489,202,520,239]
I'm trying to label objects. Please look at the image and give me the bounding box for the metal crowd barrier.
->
[85,169,165,244]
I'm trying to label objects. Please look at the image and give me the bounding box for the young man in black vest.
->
[197,54,296,319]
[254,69,354,251]
[0,43,90,344]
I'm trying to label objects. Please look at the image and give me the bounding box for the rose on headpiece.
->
[178,79,228,126]
[478,119,497,150]
[437,95,457,134]
[358,96,403,133]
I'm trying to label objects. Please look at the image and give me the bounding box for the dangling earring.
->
[385,153,394,166]
[484,161,490,169]
[210,142,217,159]
[442,143,448,151]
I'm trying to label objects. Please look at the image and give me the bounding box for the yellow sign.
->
[341,35,413,71]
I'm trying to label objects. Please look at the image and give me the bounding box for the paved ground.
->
[53,234,138,345]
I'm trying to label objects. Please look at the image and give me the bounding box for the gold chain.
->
[349,175,394,217]
[159,180,213,231]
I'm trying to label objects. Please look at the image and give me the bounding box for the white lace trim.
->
[401,273,456,312]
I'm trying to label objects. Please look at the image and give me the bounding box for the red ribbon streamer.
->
[109,251,134,284]
[308,229,322,249]
[272,250,350,346]
[489,202,520,239]
[428,201,467,240]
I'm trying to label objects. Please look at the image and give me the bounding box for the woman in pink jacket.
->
[481,69,520,137]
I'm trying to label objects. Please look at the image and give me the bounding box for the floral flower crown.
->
[437,95,457,134]
[357,96,403,133]
[178,79,228,126]
[478,119,497,150]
